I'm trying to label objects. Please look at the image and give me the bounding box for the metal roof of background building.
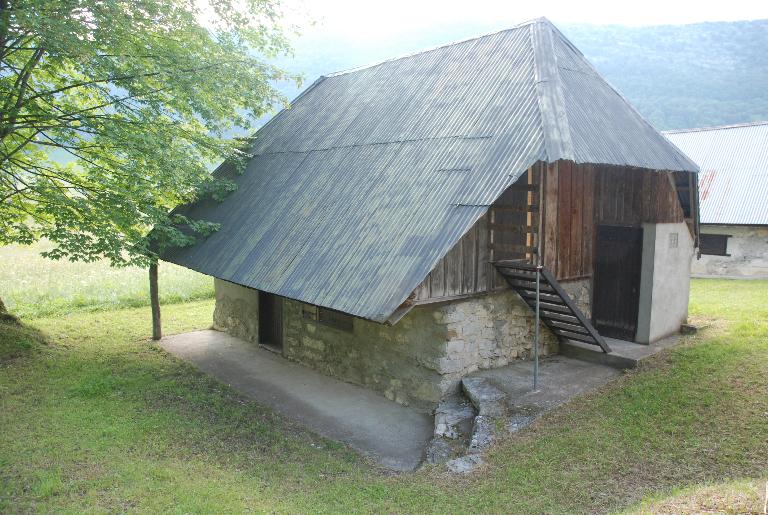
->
[163,17,697,323]
[664,121,768,225]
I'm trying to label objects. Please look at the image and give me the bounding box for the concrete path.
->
[470,355,621,414]
[470,333,683,421]
[161,330,433,471]
[603,335,681,361]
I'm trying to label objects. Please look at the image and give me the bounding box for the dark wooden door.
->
[593,225,643,341]
[258,291,282,350]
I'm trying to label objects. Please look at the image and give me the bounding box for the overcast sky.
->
[287,0,768,39]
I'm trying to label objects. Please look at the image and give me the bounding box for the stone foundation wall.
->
[212,279,260,342]
[559,278,592,319]
[282,298,448,410]
[435,290,558,389]
[212,279,559,411]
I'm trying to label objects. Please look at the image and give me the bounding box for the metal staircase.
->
[494,260,611,353]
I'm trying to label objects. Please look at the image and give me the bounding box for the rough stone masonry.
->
[212,278,590,410]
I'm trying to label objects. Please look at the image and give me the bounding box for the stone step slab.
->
[425,436,466,465]
[434,395,476,439]
[461,377,509,417]
[446,454,484,474]
[468,415,495,453]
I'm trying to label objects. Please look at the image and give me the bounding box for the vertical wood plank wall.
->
[542,161,597,279]
[595,166,685,226]
[544,161,685,280]
[411,213,491,300]
[413,160,687,301]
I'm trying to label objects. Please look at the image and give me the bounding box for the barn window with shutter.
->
[699,234,730,256]
[318,307,354,332]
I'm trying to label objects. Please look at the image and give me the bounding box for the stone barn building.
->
[664,122,768,278]
[163,18,699,411]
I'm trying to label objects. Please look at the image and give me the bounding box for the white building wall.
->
[637,222,694,344]
[692,225,768,278]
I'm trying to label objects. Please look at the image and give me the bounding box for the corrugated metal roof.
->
[163,17,697,322]
[664,121,768,225]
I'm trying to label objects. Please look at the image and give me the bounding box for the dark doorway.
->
[258,291,282,350]
[593,225,643,341]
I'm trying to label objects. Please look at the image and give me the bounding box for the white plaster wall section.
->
[637,224,655,344]
[638,222,693,343]
[691,225,768,277]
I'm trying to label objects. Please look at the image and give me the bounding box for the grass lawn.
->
[0,241,213,319]
[0,279,766,513]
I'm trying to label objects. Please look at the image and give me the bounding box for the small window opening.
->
[699,234,730,256]
[318,307,354,332]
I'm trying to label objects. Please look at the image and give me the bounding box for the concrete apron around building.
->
[161,329,433,472]
[429,332,683,472]
[161,328,681,473]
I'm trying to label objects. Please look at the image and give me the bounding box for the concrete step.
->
[462,377,508,417]
[560,335,681,369]
[559,340,638,369]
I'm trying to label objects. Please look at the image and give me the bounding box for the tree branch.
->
[24,59,249,103]
[5,156,100,201]
[0,128,41,165]
[0,45,44,141]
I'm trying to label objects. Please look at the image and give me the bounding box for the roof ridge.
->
[531,19,574,161]
[324,17,553,78]
[663,121,768,134]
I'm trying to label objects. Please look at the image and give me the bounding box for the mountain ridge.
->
[276,19,768,131]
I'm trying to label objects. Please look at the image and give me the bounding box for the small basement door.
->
[592,225,643,341]
[258,291,283,350]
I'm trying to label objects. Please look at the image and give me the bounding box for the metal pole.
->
[533,165,546,391]
[534,264,541,390]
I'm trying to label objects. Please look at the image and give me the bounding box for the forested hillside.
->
[564,20,768,129]
[278,19,768,131]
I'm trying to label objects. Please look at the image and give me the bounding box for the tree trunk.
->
[149,264,161,340]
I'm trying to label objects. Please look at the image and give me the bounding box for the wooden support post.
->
[149,263,161,340]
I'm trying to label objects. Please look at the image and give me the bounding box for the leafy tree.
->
[0,0,295,272]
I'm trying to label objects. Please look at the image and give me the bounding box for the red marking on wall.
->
[699,170,717,201]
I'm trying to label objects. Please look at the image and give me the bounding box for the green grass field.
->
[0,250,766,512]
[0,242,213,318]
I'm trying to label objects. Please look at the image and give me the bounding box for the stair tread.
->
[494,262,611,353]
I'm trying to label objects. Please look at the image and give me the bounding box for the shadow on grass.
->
[1,305,371,511]
[0,317,48,363]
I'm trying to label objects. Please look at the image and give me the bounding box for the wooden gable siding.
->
[411,168,537,302]
[411,212,491,301]
[412,160,687,302]
[543,161,685,280]
[488,169,538,289]
[595,166,685,226]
